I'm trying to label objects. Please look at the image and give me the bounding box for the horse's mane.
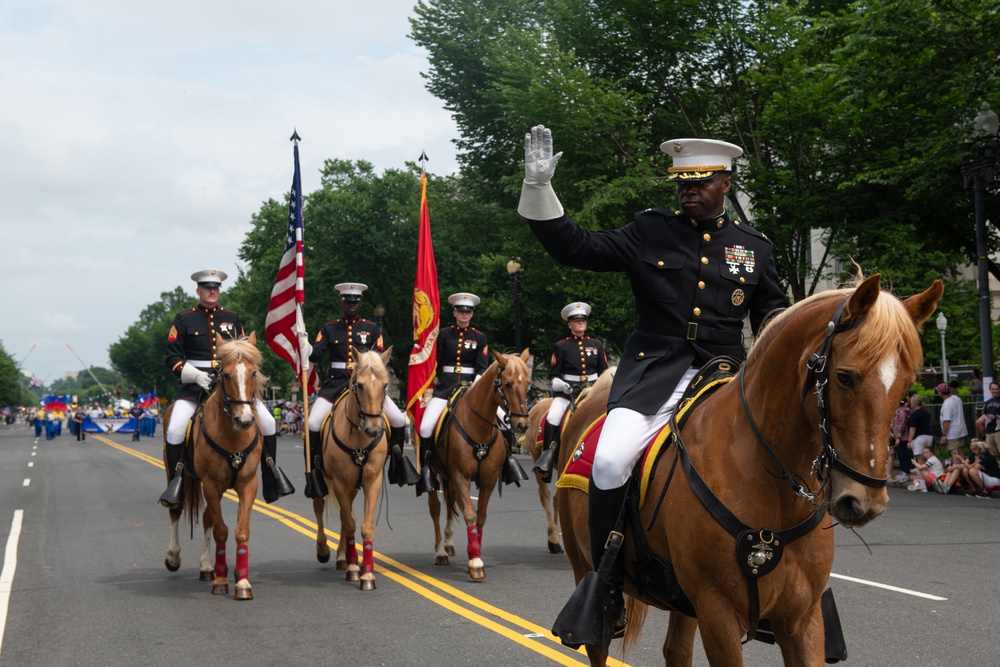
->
[353,349,389,383]
[577,366,617,405]
[749,278,925,371]
[496,351,530,379]
[217,337,266,399]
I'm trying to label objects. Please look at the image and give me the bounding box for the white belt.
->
[331,362,347,369]
[563,373,598,382]
[188,360,215,369]
[442,366,475,374]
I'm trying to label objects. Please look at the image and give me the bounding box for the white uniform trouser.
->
[419,397,448,439]
[591,368,698,490]
[308,395,405,431]
[166,398,276,445]
[547,396,571,427]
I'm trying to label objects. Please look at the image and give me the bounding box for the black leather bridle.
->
[740,297,887,505]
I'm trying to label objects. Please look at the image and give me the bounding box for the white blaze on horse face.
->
[235,362,252,419]
[878,355,898,396]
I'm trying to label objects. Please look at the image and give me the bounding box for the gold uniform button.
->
[638,352,645,357]
[657,260,664,267]
[740,277,745,283]
[693,307,702,316]
[703,233,711,242]
[701,257,708,265]
[698,281,706,289]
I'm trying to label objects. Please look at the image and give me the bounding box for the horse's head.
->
[349,346,392,438]
[492,348,531,435]
[750,275,942,528]
[214,331,265,431]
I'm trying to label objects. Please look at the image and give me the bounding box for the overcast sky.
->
[0,1,460,393]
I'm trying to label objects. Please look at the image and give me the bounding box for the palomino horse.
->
[524,369,616,555]
[163,333,266,600]
[557,275,942,666]
[427,349,531,579]
[313,346,393,591]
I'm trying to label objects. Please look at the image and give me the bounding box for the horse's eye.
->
[836,370,854,388]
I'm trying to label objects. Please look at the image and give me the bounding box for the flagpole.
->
[297,304,314,476]
[65,344,109,395]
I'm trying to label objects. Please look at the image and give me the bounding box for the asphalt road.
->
[1,422,998,666]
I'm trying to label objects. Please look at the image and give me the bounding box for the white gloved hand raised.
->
[180,362,213,391]
[518,125,565,220]
[551,377,571,394]
[524,125,563,187]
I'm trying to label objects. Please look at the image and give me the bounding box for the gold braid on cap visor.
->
[666,165,729,180]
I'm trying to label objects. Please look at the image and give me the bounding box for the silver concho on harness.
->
[230,451,244,469]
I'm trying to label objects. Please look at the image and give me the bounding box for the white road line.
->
[21,480,29,488]
[27,463,33,468]
[0,510,25,657]
[830,572,947,600]
[30,453,35,457]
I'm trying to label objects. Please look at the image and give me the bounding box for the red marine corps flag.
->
[407,168,440,492]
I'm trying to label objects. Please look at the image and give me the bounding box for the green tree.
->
[108,286,196,401]
[0,341,23,407]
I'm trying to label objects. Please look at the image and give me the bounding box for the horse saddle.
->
[429,386,469,448]
[531,403,575,451]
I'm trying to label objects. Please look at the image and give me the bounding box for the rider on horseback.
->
[160,269,295,509]
[518,128,789,648]
[297,282,418,494]
[534,301,608,482]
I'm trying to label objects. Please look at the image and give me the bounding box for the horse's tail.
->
[182,466,202,537]
[623,595,648,655]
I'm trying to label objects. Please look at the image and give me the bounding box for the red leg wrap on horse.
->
[467,525,481,560]
[235,545,249,581]
[362,539,374,574]
[345,535,358,565]
[214,545,227,578]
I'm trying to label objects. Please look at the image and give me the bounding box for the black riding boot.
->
[304,429,328,499]
[387,427,419,487]
[533,422,561,483]
[551,479,629,651]
[415,435,440,497]
[159,443,185,509]
[260,434,295,503]
[501,429,529,486]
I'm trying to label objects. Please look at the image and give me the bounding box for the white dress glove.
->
[517,125,565,220]
[180,362,213,391]
[297,332,313,370]
[551,377,571,394]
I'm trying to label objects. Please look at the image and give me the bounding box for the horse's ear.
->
[247,331,256,345]
[843,273,882,322]
[492,348,508,367]
[215,333,226,348]
[902,279,944,327]
[520,348,530,362]
[380,345,393,366]
[350,345,360,363]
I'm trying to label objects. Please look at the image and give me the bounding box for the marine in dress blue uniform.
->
[534,302,609,480]
[299,282,416,491]
[159,269,293,509]
[518,126,789,647]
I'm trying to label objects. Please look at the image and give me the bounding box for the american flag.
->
[28,374,44,389]
[265,139,318,391]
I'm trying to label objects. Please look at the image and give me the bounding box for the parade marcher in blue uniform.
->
[534,302,608,481]
[74,406,86,442]
[518,126,789,646]
[129,403,144,442]
[298,282,417,494]
[160,269,294,508]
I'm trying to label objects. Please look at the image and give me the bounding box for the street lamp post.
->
[937,311,949,383]
[506,258,522,352]
[961,101,998,400]
[374,304,386,331]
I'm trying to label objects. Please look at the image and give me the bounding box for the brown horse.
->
[163,333,266,600]
[313,346,393,591]
[426,349,531,579]
[557,275,943,666]
[525,369,617,555]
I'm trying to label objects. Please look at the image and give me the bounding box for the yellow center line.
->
[95,435,632,667]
